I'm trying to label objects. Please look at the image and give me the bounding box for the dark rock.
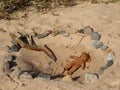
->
[77,29,84,34]
[10,45,21,52]
[7,55,16,61]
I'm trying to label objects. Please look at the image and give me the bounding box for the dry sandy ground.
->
[0,2,120,90]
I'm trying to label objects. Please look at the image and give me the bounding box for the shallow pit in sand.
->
[15,34,109,82]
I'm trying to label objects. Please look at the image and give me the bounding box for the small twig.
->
[9,33,57,61]
[73,35,86,51]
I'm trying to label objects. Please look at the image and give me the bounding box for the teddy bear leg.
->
[67,65,80,75]
[63,61,76,70]
[81,63,85,70]
[62,61,75,75]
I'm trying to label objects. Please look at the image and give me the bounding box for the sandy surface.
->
[0,2,120,90]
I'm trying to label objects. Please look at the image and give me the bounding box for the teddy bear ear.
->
[82,52,87,54]
[87,52,90,55]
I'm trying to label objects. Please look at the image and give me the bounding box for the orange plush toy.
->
[62,52,91,75]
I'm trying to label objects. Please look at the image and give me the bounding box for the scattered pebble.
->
[61,75,73,82]
[104,60,113,69]
[97,60,113,75]
[97,67,105,75]
[38,73,51,80]
[92,40,108,51]
[84,26,94,34]
[77,26,94,34]
[37,33,49,39]
[37,30,53,39]
[91,32,101,40]
[59,31,66,34]
[84,73,99,84]
[10,45,21,52]
[20,72,33,81]
[7,55,16,61]
[4,61,14,74]
[5,61,11,70]
[77,29,84,34]
[60,31,70,37]
[100,45,108,51]
[105,53,114,61]
[92,40,103,49]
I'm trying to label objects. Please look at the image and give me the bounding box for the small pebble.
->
[97,67,105,75]
[61,75,73,82]
[37,33,49,39]
[10,45,21,52]
[105,53,114,61]
[37,30,53,39]
[91,32,101,40]
[100,45,108,51]
[7,55,16,61]
[60,32,70,37]
[59,31,66,34]
[92,40,103,49]
[5,61,11,69]
[97,60,113,75]
[104,60,113,69]
[77,26,94,34]
[77,29,84,34]
[38,73,51,80]
[20,72,33,81]
[84,26,94,34]
[84,73,99,84]
[4,61,14,73]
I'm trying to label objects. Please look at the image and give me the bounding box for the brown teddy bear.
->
[62,52,91,75]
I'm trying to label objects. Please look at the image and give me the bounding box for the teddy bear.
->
[62,52,91,75]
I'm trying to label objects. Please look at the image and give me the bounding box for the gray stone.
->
[84,26,94,34]
[37,33,49,39]
[77,26,94,34]
[105,53,114,61]
[97,67,105,75]
[97,60,113,75]
[92,41,103,49]
[91,32,101,40]
[38,73,51,80]
[84,73,99,84]
[10,45,21,52]
[59,31,70,37]
[7,55,16,61]
[100,45,108,51]
[37,30,53,39]
[104,60,113,69]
